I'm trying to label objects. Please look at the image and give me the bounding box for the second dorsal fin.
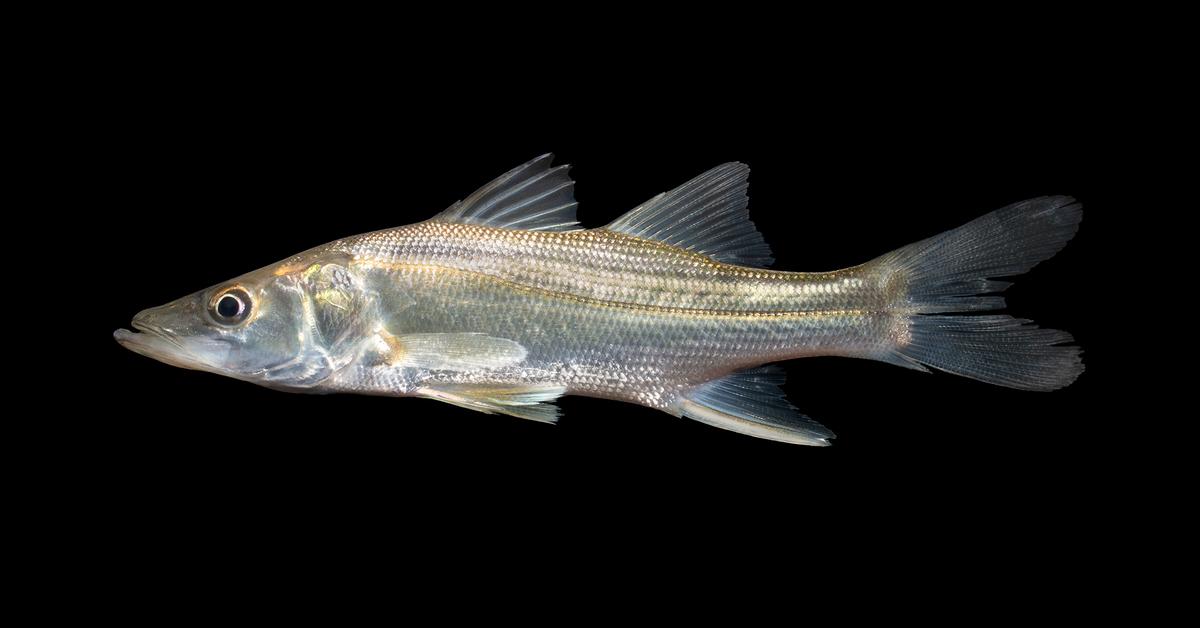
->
[603,162,774,267]
[430,153,582,232]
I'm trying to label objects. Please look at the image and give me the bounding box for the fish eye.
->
[217,294,241,317]
[210,287,253,325]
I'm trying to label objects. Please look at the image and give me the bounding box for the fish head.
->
[114,253,359,389]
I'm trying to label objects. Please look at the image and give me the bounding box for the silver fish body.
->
[332,223,888,401]
[116,155,1083,445]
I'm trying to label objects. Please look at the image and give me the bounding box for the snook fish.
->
[115,155,1083,445]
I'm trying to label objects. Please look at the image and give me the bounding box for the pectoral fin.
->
[382,332,528,371]
[416,384,568,424]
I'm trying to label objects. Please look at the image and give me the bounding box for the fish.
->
[114,154,1083,446]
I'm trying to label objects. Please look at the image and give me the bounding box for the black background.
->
[60,34,1137,601]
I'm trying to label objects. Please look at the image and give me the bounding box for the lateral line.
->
[356,260,879,319]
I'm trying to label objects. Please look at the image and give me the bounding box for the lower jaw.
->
[113,328,209,372]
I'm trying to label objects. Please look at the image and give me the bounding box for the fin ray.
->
[416,384,566,424]
[603,162,773,267]
[430,154,581,232]
[677,366,834,446]
[389,332,527,371]
[876,196,1084,390]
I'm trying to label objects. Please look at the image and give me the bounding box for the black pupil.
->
[217,295,242,318]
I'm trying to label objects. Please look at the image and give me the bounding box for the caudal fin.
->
[878,196,1084,391]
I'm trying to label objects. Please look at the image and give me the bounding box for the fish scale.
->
[332,259,886,411]
[115,154,1083,446]
[347,222,877,313]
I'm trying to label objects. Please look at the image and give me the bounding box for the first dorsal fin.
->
[676,366,835,446]
[603,162,774,267]
[431,153,582,232]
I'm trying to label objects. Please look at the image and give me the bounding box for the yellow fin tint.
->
[415,384,567,424]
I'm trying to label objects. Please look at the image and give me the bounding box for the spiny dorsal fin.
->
[677,366,834,446]
[431,153,581,232]
[603,162,773,267]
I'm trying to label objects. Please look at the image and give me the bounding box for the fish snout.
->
[117,302,188,354]
[131,306,172,337]
[116,296,228,371]
[130,296,200,337]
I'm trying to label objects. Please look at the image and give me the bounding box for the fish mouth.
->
[114,319,215,372]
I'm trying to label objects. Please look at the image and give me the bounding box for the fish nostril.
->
[131,312,150,331]
[131,309,164,334]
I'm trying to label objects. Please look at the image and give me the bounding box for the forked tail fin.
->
[877,196,1084,391]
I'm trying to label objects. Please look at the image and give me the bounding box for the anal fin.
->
[676,366,834,446]
[416,384,567,424]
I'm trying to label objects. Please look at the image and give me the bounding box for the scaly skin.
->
[315,222,898,413]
